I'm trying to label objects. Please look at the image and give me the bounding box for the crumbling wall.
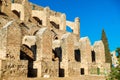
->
[32,7,50,27]
[34,28,58,78]
[0,27,7,60]
[93,41,105,63]
[6,21,21,60]
[79,37,92,75]
[1,0,12,15]
[0,0,111,79]
[0,60,28,80]
[11,0,32,21]
[61,33,81,77]
[0,21,28,80]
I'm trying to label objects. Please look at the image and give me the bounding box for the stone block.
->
[0,60,28,79]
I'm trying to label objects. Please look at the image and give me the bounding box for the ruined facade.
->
[0,0,110,80]
[111,51,118,67]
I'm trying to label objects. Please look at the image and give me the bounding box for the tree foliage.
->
[116,48,120,58]
[101,29,112,64]
[107,48,120,80]
[107,67,120,80]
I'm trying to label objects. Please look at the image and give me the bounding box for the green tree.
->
[107,48,120,80]
[116,48,120,58]
[107,67,120,80]
[101,29,112,65]
[116,47,120,67]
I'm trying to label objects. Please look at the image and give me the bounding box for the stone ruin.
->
[0,0,110,80]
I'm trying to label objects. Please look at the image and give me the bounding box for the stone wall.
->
[34,28,59,78]
[1,0,80,36]
[4,76,106,80]
[0,60,28,79]
[0,0,111,80]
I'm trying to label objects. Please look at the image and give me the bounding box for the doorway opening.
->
[74,49,81,62]
[81,68,85,75]
[91,50,96,62]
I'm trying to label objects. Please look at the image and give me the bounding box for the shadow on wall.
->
[50,21,59,29]
[19,22,29,29]
[52,47,65,77]
[20,44,37,77]
[12,10,20,18]
[33,17,42,25]
[52,47,62,62]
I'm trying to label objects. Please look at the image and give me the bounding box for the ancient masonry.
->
[0,0,110,80]
[111,51,118,67]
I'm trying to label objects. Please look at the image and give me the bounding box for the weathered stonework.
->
[111,51,118,67]
[0,0,110,80]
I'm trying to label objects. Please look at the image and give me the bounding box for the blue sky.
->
[29,0,120,51]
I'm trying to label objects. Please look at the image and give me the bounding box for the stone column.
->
[61,33,74,77]
[0,21,22,60]
[36,28,52,61]
[0,28,7,60]
[74,17,80,37]
[6,22,22,61]
[43,7,50,28]
[22,0,32,22]
[35,28,58,78]
[79,37,92,64]
[60,13,66,31]
[79,37,92,75]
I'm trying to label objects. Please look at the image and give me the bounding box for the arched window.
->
[33,17,42,25]
[12,10,20,18]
